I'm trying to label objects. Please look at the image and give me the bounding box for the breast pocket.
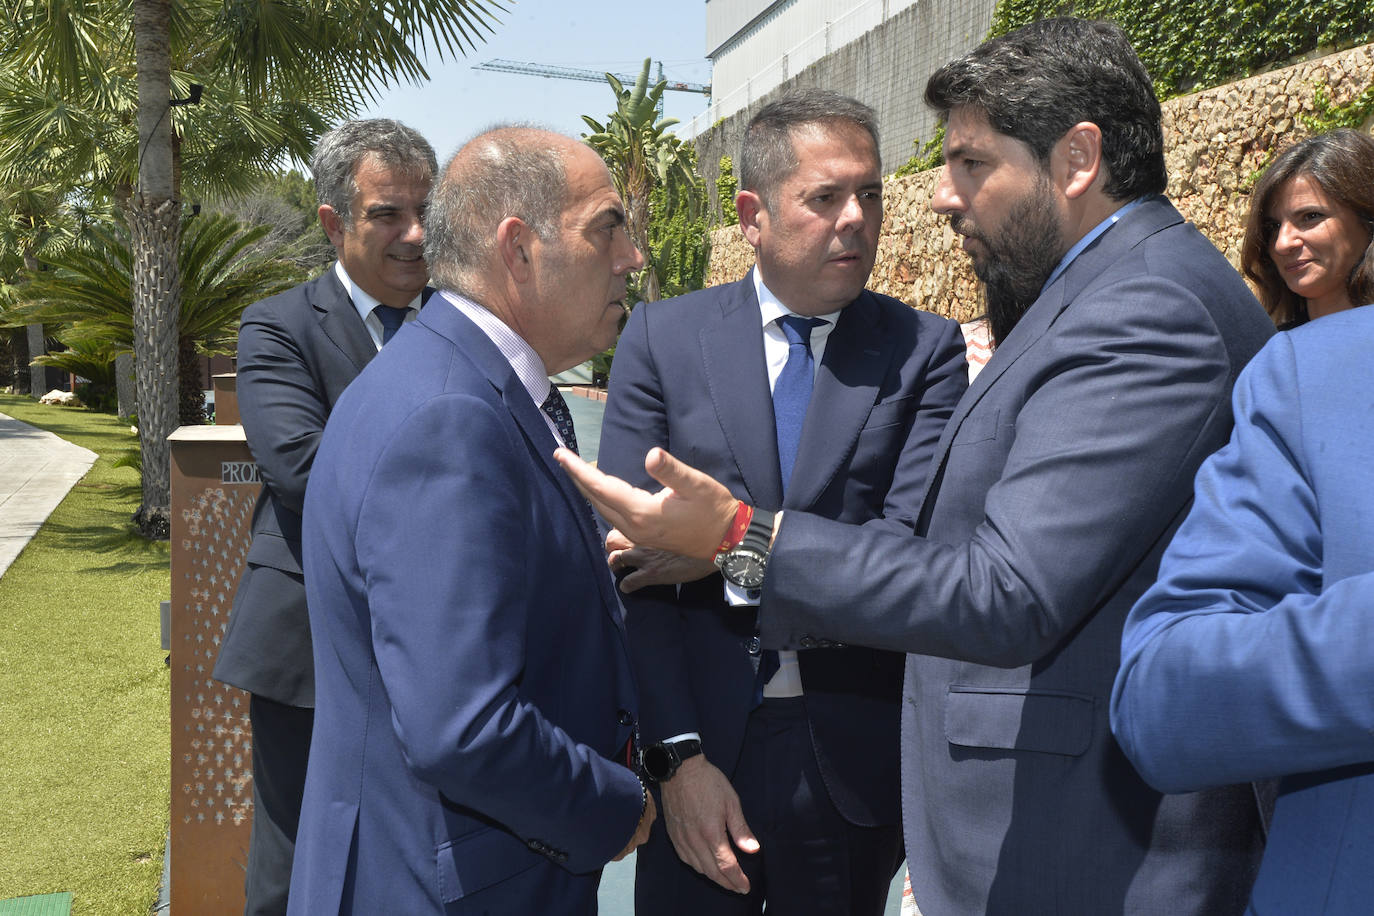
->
[948,408,1002,448]
[860,394,915,433]
[945,685,1095,757]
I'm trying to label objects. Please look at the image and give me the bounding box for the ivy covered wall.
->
[990,0,1373,100]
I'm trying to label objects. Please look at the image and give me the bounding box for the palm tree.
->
[10,213,304,425]
[1,0,503,537]
[583,59,702,304]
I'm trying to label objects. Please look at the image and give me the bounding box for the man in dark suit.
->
[561,19,1278,914]
[212,118,436,915]
[597,91,967,913]
[287,127,654,915]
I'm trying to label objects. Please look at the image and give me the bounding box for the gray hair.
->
[310,119,437,227]
[739,89,880,209]
[425,127,571,296]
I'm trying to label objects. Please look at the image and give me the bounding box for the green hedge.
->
[990,0,1374,100]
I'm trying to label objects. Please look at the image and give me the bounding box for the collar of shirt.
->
[439,290,569,448]
[751,268,843,392]
[334,261,421,351]
[1040,197,1149,295]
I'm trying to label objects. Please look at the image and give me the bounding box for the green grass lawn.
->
[0,394,169,914]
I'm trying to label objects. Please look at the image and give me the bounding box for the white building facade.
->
[690,0,995,173]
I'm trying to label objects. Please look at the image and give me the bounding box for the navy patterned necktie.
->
[541,387,579,455]
[374,306,408,345]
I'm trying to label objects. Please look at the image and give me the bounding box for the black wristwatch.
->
[714,508,777,589]
[640,738,703,782]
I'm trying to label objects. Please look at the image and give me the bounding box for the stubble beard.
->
[959,178,1065,347]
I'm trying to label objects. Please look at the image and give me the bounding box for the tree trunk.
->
[626,182,659,304]
[25,324,45,398]
[178,335,206,426]
[130,0,179,539]
[21,249,46,398]
[115,352,136,422]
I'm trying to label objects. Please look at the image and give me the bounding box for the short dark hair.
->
[425,127,570,296]
[310,119,437,227]
[1241,128,1374,327]
[739,89,880,208]
[925,17,1166,201]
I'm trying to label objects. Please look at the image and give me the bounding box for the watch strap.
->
[739,508,776,554]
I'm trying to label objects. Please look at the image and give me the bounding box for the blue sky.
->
[359,0,714,163]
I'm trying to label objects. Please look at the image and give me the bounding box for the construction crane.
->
[472,59,710,118]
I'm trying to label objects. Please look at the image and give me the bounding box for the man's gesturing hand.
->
[612,787,657,862]
[606,528,719,593]
[660,755,759,894]
[555,447,739,560]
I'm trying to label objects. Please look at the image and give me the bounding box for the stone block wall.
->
[705,43,1374,324]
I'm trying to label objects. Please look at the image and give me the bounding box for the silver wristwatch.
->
[714,508,776,589]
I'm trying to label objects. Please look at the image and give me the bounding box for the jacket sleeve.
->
[235,297,333,517]
[761,274,1241,668]
[1111,333,1374,792]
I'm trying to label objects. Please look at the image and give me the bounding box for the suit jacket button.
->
[617,709,633,726]
[799,636,817,649]
[745,636,761,655]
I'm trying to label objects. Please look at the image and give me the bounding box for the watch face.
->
[641,744,673,781]
[719,549,766,589]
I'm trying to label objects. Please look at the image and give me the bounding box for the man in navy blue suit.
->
[288,127,654,914]
[562,19,1277,914]
[213,119,435,916]
[1113,306,1374,915]
[597,91,968,914]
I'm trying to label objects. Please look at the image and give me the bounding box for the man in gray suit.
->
[213,119,436,916]
[561,18,1275,914]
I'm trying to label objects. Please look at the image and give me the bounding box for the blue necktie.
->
[374,306,408,345]
[541,387,579,455]
[773,315,827,494]
[756,314,827,702]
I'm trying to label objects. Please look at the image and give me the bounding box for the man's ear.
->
[318,205,345,247]
[1059,122,1103,200]
[497,216,534,283]
[736,190,766,248]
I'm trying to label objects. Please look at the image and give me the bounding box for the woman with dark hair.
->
[1241,128,1374,328]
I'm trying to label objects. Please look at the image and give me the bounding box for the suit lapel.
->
[700,274,785,508]
[313,271,378,374]
[785,292,888,509]
[417,302,626,631]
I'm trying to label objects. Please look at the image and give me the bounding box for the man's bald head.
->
[425,127,580,296]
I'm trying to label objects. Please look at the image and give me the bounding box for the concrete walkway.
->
[0,411,97,580]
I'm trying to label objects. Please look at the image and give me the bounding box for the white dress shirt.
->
[439,290,570,449]
[335,261,421,351]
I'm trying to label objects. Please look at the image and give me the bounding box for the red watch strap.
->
[715,501,753,556]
